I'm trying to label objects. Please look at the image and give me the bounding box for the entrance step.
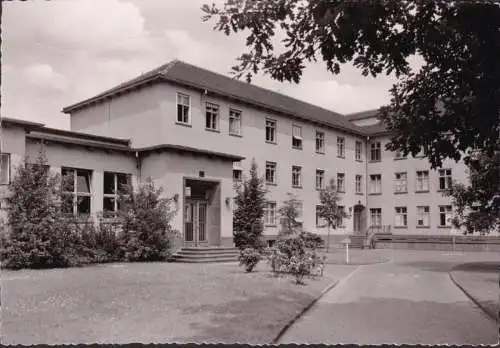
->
[172,247,240,263]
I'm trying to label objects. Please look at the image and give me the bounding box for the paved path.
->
[279,250,499,345]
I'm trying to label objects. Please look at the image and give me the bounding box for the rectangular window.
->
[439,169,453,190]
[292,166,302,188]
[205,102,219,130]
[416,170,429,192]
[337,137,345,158]
[103,172,130,217]
[417,206,430,227]
[439,205,452,227]
[0,153,10,185]
[292,125,303,149]
[229,109,242,136]
[370,208,382,226]
[265,201,277,225]
[355,175,363,194]
[176,93,190,124]
[316,169,325,190]
[316,131,325,153]
[61,168,92,216]
[233,169,242,182]
[355,141,363,161]
[315,205,327,227]
[265,118,276,143]
[369,174,382,194]
[337,205,345,227]
[337,173,345,192]
[266,161,277,185]
[370,142,381,161]
[394,172,408,193]
[395,206,408,227]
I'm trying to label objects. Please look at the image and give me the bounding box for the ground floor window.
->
[61,167,92,216]
[394,206,407,227]
[417,206,430,227]
[264,201,277,225]
[439,205,452,227]
[103,172,131,217]
[315,204,327,227]
[370,208,382,226]
[0,153,10,185]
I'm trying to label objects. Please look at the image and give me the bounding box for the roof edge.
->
[2,117,45,130]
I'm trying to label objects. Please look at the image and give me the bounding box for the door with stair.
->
[184,199,208,247]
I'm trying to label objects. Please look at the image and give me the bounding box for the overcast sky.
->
[2,0,420,130]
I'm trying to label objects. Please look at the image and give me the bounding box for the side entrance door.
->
[184,200,208,246]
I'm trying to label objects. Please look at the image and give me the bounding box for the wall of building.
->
[69,82,368,238]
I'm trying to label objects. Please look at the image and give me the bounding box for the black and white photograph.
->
[0,0,499,345]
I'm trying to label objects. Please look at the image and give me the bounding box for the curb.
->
[271,266,360,344]
[449,269,499,324]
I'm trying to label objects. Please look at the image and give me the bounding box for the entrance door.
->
[353,206,365,235]
[184,200,208,246]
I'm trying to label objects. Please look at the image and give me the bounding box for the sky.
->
[2,0,421,130]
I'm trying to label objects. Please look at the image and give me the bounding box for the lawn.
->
[1,261,352,345]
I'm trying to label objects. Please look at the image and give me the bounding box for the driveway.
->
[278,250,500,345]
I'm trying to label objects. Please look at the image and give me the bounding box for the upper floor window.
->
[370,208,382,226]
[369,174,382,194]
[176,93,190,124]
[316,131,325,153]
[337,173,345,192]
[394,206,408,227]
[416,170,429,192]
[337,137,345,158]
[0,153,10,185]
[229,109,242,136]
[439,205,452,227]
[61,167,92,216]
[417,206,430,227]
[438,169,452,190]
[394,172,408,193]
[355,141,363,161]
[103,172,131,217]
[205,102,219,131]
[266,161,277,185]
[233,169,242,182]
[292,125,303,149]
[316,169,325,190]
[355,174,363,194]
[370,142,381,161]
[266,118,276,143]
[292,166,302,188]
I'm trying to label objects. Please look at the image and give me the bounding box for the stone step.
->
[174,257,239,263]
[180,247,238,252]
[177,248,239,255]
[174,253,239,259]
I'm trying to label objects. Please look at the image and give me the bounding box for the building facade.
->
[0,60,491,250]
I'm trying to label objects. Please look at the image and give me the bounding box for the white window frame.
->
[416,170,429,192]
[337,137,345,158]
[417,206,430,227]
[233,169,242,182]
[0,153,10,185]
[61,167,93,217]
[355,175,363,194]
[370,142,381,161]
[394,172,408,193]
[292,166,302,188]
[438,169,452,190]
[205,102,219,131]
[316,131,325,154]
[176,93,190,124]
[292,124,303,149]
[265,118,277,143]
[370,208,382,227]
[103,172,130,216]
[355,141,363,161]
[265,201,277,226]
[395,206,408,227]
[369,174,382,194]
[265,161,277,185]
[337,173,345,192]
[316,169,325,190]
[229,109,242,136]
[439,205,452,227]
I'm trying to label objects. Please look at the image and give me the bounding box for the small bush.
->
[299,231,324,249]
[239,247,262,272]
[289,253,315,284]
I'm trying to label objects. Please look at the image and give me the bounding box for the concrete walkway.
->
[278,250,499,345]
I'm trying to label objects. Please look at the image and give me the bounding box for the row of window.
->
[368,169,453,194]
[263,201,347,227]
[371,205,453,228]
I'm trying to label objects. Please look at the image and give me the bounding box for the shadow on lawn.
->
[173,290,315,344]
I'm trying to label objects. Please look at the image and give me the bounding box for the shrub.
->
[289,253,314,284]
[299,231,324,249]
[116,178,179,262]
[239,247,262,272]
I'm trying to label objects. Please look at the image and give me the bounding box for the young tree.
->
[116,177,179,262]
[278,192,303,236]
[203,1,500,227]
[317,178,349,252]
[233,159,267,250]
[0,150,78,269]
